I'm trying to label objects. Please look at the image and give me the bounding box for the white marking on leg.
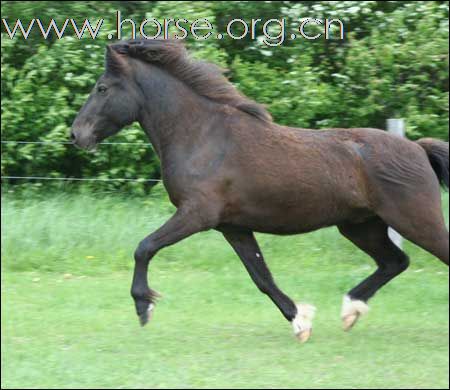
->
[291,303,316,339]
[341,295,369,318]
[146,303,155,321]
[341,295,369,331]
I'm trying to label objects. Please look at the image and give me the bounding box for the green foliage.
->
[1,1,449,193]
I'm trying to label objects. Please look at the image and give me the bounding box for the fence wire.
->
[1,140,151,146]
[1,139,159,183]
[1,176,161,183]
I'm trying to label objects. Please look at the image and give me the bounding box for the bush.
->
[1,1,448,194]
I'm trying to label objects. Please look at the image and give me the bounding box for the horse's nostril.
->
[70,131,76,141]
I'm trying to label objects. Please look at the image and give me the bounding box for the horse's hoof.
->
[138,303,154,327]
[296,329,312,343]
[292,303,316,343]
[342,313,359,331]
[341,295,369,331]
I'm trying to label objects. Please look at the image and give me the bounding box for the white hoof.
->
[291,303,316,343]
[341,295,369,331]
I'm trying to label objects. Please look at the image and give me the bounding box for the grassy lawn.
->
[1,188,449,388]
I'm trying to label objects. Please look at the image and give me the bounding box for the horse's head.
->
[70,44,142,150]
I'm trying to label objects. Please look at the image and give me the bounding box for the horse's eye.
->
[97,85,107,94]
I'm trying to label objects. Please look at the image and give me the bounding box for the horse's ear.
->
[105,44,130,74]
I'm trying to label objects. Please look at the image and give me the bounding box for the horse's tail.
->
[417,138,449,191]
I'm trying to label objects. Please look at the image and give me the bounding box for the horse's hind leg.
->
[338,218,410,331]
[376,190,449,266]
[221,227,316,343]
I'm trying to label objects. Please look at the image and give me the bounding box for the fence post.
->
[387,118,405,249]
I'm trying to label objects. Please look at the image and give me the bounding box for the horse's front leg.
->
[131,205,216,326]
[221,227,316,342]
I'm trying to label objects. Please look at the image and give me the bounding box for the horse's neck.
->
[136,69,215,162]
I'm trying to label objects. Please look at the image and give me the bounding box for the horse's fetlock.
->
[131,286,149,300]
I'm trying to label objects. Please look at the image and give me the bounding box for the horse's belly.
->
[222,185,373,234]
[224,201,372,235]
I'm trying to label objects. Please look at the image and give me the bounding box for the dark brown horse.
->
[71,39,449,342]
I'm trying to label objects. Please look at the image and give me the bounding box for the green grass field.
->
[1,187,449,389]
